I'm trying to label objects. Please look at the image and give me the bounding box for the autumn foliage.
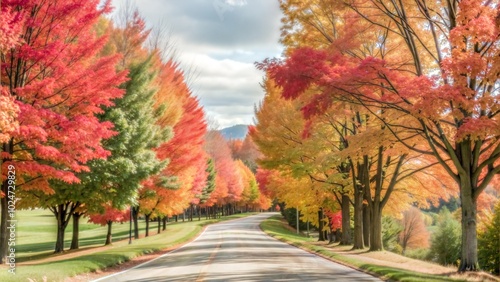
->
[252,0,499,272]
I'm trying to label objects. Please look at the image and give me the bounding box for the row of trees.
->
[251,0,499,272]
[0,0,271,261]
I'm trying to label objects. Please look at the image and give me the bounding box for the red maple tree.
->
[0,0,127,260]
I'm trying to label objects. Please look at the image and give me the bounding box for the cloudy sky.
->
[111,0,284,129]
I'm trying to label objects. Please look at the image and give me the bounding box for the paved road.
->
[95,213,381,282]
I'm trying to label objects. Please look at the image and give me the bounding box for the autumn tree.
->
[204,130,242,216]
[235,160,260,211]
[271,0,500,271]
[138,67,207,232]
[1,0,127,258]
[88,205,130,245]
[251,77,346,241]
[230,135,262,173]
[398,207,430,255]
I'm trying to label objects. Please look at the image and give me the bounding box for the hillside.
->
[219,124,249,140]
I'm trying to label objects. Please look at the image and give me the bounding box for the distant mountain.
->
[219,124,249,140]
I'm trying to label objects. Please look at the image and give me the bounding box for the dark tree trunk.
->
[0,139,13,264]
[145,214,151,237]
[157,217,161,234]
[352,185,364,249]
[340,194,352,245]
[52,203,78,253]
[328,215,335,244]
[162,217,167,231]
[335,229,342,243]
[198,206,201,221]
[369,204,383,251]
[70,211,83,250]
[190,204,194,221]
[132,206,139,239]
[318,208,326,241]
[363,204,371,248]
[105,221,113,245]
[352,160,368,250]
[175,215,178,222]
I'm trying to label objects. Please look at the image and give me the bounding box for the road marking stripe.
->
[195,231,223,282]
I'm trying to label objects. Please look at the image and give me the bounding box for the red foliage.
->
[325,210,342,230]
[1,0,127,192]
[255,168,273,198]
[88,205,130,226]
[157,96,207,176]
[205,131,242,205]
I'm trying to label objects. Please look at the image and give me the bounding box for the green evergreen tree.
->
[20,57,171,253]
[478,201,500,275]
[429,208,461,266]
[199,158,216,204]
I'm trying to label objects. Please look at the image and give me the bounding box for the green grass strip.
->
[260,215,466,282]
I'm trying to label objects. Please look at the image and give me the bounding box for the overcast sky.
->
[111,0,283,129]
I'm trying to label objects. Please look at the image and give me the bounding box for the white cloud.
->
[111,0,283,127]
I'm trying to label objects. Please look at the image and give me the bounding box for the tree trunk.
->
[363,204,371,248]
[318,208,326,241]
[105,221,113,245]
[53,203,77,253]
[157,217,161,234]
[162,217,167,231]
[0,139,13,264]
[198,206,201,221]
[70,212,82,250]
[132,206,139,239]
[458,184,479,271]
[352,186,364,249]
[340,194,352,245]
[328,215,335,244]
[145,214,151,237]
[369,204,383,251]
[175,215,178,222]
[190,204,194,221]
[335,229,342,243]
[55,220,66,253]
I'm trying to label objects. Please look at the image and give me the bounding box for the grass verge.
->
[0,212,256,282]
[260,215,467,282]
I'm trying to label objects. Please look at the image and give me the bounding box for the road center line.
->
[195,230,223,282]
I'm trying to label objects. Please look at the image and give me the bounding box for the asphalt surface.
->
[94,213,381,282]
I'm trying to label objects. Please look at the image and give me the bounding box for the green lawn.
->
[13,209,150,262]
[0,209,257,282]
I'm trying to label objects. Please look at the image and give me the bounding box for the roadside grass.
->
[13,209,149,262]
[0,210,257,282]
[260,215,467,282]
